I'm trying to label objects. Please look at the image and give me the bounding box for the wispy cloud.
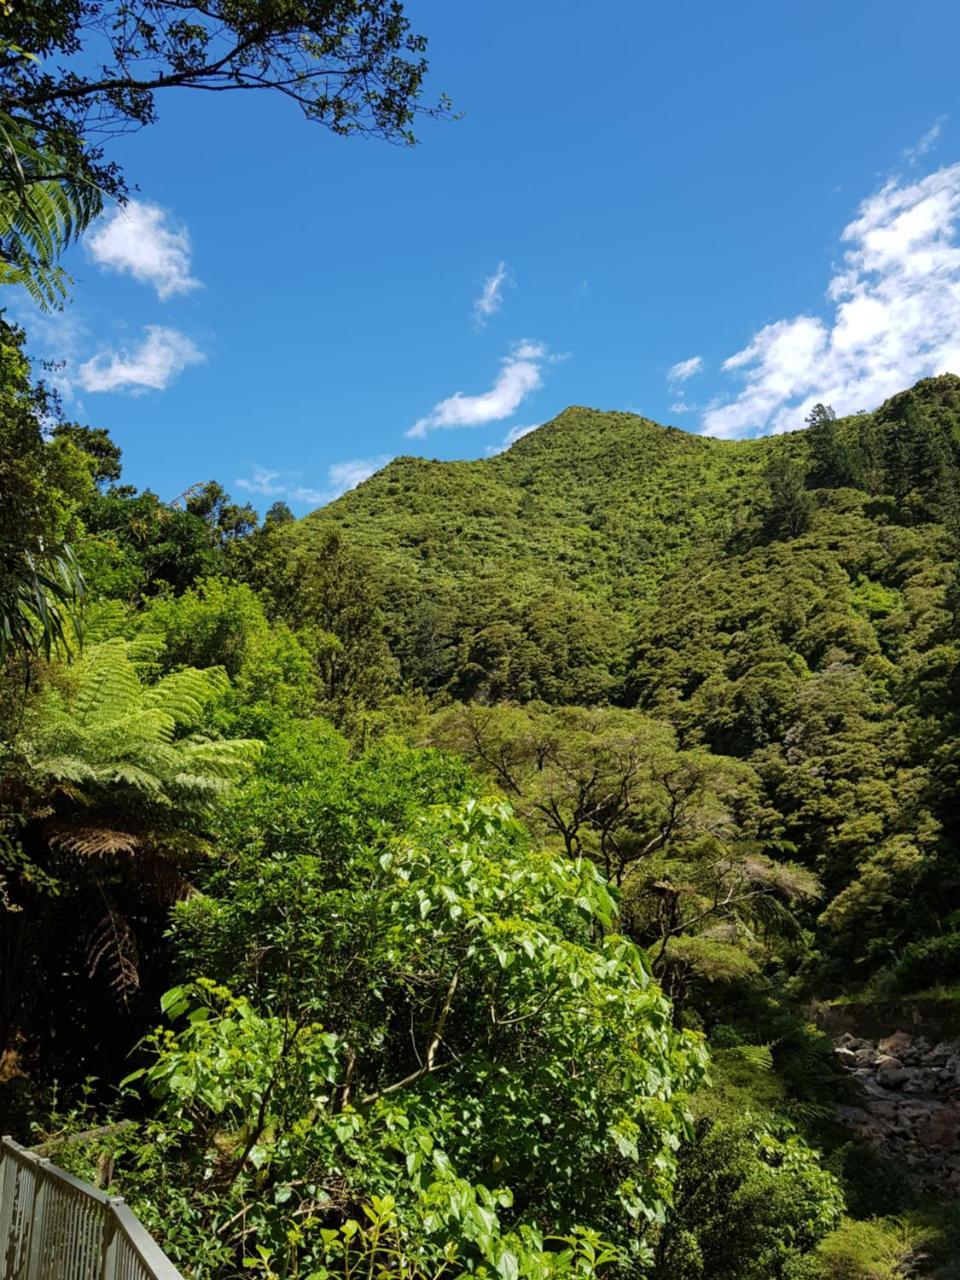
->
[237,456,389,508]
[76,325,205,394]
[902,118,946,166]
[485,422,541,455]
[668,355,703,383]
[473,261,511,326]
[86,200,200,300]
[703,163,960,438]
[407,340,548,439]
[669,401,695,415]
[234,466,286,497]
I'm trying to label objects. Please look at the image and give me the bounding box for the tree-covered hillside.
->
[4,316,960,1278]
[305,409,779,700]
[299,377,960,994]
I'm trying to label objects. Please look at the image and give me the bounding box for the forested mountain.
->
[299,379,960,991]
[4,318,960,1278]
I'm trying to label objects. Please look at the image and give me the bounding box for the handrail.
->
[0,1135,185,1280]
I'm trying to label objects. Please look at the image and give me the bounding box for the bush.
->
[816,1217,924,1279]
[893,924,960,991]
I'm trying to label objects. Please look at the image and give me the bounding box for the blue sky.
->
[15,0,960,511]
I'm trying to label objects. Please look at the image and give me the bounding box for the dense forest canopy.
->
[3,306,960,1276]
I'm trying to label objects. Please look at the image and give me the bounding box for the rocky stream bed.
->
[833,1029,960,1195]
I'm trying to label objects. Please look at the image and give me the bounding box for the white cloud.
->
[485,422,541,455]
[408,341,547,438]
[235,467,286,497]
[668,355,703,383]
[501,422,539,447]
[473,261,511,326]
[702,163,960,438]
[669,401,695,414]
[237,456,389,508]
[327,458,382,491]
[86,200,200,300]
[76,326,205,394]
[902,118,945,165]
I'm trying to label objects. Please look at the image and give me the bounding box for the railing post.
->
[24,1157,51,1280]
[0,1139,19,1276]
[101,1196,125,1280]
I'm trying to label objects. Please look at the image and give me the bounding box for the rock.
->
[836,1104,870,1124]
[929,1041,955,1064]
[920,1105,960,1149]
[832,1028,960,1190]
[877,1055,912,1088]
[879,1030,913,1057]
[902,1069,940,1094]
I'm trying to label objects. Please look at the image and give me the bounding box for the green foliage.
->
[763,451,814,540]
[891,919,960,991]
[428,702,817,1004]
[105,798,707,1277]
[308,412,768,700]
[137,577,319,735]
[816,1216,927,1280]
[0,318,90,666]
[0,1,449,216]
[0,632,261,1108]
[649,1114,843,1279]
[10,362,960,1278]
[235,522,400,722]
[22,635,261,821]
[77,480,261,601]
[0,93,102,308]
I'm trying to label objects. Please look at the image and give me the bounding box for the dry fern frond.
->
[83,892,140,1005]
[45,823,142,858]
[138,849,195,905]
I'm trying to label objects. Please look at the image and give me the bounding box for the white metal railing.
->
[0,1136,185,1280]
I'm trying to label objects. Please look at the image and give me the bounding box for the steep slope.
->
[304,408,799,700]
[311,407,778,612]
[291,375,960,989]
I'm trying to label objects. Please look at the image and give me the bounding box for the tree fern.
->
[0,87,103,310]
[31,638,260,817]
[15,637,262,1005]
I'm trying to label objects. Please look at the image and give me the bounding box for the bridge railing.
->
[0,1135,184,1280]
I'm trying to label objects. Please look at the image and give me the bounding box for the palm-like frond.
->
[21,639,262,1006]
[0,543,84,665]
[0,105,103,310]
[30,637,262,819]
[45,823,142,858]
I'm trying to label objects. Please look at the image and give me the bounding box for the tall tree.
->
[0,2,450,204]
[0,318,86,665]
[762,453,813,539]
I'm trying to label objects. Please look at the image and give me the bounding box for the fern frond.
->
[729,1043,774,1072]
[138,850,195,904]
[176,737,263,780]
[0,107,102,311]
[46,823,142,858]
[30,641,260,851]
[72,639,141,726]
[143,666,228,728]
[33,754,100,785]
[83,890,140,1006]
[102,762,169,797]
